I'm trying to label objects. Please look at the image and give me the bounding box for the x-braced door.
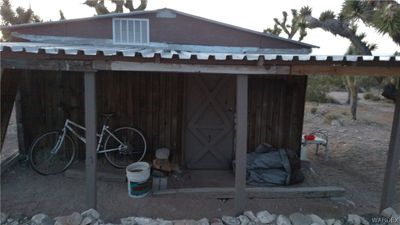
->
[184,75,235,169]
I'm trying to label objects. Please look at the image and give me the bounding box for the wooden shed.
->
[1,8,314,169]
[1,8,400,214]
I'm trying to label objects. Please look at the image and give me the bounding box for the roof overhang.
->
[1,42,399,77]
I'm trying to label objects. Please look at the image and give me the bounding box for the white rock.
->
[55,212,82,225]
[222,216,240,225]
[158,219,173,225]
[332,220,342,225]
[210,218,223,225]
[257,211,276,224]
[277,215,292,225]
[381,207,398,218]
[238,215,250,225]
[81,209,100,220]
[31,213,55,225]
[324,219,335,225]
[308,214,325,225]
[243,211,258,222]
[198,218,209,225]
[359,217,370,225]
[173,219,198,225]
[81,216,96,225]
[289,213,312,225]
[1,212,8,225]
[347,215,361,225]
[121,217,136,225]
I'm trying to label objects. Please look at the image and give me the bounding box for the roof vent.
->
[156,9,176,18]
[113,18,149,45]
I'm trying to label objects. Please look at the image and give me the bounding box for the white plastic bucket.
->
[126,162,151,198]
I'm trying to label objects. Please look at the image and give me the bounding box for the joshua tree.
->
[265,0,400,119]
[83,0,147,15]
[0,0,42,40]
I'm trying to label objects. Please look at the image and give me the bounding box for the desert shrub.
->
[306,76,342,103]
[310,107,318,114]
[324,112,342,124]
[364,92,381,101]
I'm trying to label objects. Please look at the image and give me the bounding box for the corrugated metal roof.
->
[1,42,400,63]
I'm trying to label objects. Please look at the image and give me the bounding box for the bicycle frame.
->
[52,119,128,154]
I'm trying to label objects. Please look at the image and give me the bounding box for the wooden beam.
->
[235,75,248,215]
[153,186,345,199]
[15,89,26,156]
[1,58,94,72]
[380,87,400,211]
[84,71,97,209]
[96,61,290,75]
[291,65,400,77]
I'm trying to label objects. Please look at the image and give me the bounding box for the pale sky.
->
[7,0,400,55]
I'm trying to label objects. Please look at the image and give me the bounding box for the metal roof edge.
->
[2,8,318,49]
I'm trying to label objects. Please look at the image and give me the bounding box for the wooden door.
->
[184,75,235,169]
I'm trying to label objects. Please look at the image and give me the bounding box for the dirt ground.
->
[1,92,399,222]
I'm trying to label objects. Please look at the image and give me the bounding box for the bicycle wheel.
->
[104,127,147,168]
[29,131,76,175]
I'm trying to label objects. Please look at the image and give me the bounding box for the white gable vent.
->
[113,18,149,45]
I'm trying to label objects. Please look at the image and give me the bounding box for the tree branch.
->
[304,15,372,55]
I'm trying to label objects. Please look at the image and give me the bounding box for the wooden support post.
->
[380,88,400,211]
[15,89,26,156]
[235,75,248,215]
[84,71,97,209]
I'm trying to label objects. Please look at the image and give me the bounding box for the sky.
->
[6,0,400,55]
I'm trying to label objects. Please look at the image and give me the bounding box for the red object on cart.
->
[304,135,316,141]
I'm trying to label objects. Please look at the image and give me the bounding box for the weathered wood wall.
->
[18,71,185,161]
[15,71,306,164]
[248,75,307,154]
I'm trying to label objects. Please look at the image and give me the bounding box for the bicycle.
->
[29,113,147,175]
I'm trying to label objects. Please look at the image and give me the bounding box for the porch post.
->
[235,75,248,215]
[380,87,400,211]
[84,71,97,209]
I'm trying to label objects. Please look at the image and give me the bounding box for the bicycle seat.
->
[102,112,115,118]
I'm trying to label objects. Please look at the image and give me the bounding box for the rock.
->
[55,212,82,225]
[347,215,361,225]
[198,218,209,225]
[210,218,223,225]
[277,215,292,225]
[244,211,258,222]
[173,220,198,225]
[289,213,313,225]
[158,219,173,225]
[80,216,95,225]
[257,211,276,224]
[325,219,335,225]
[1,212,8,225]
[238,215,250,225]
[31,213,55,225]
[333,220,342,225]
[381,208,398,219]
[121,217,136,225]
[331,120,342,127]
[81,209,100,220]
[308,214,325,225]
[347,215,369,225]
[222,216,240,225]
